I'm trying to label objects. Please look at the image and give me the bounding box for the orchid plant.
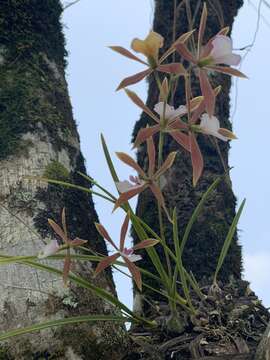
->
[0,3,247,341]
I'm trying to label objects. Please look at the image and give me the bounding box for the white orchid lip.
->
[116,177,146,193]
[209,35,241,66]
[199,113,229,141]
[38,240,60,259]
[154,102,187,120]
[120,248,142,262]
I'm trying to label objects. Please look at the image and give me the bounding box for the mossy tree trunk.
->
[0,1,125,359]
[132,0,243,309]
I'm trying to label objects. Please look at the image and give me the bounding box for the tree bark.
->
[255,323,270,360]
[132,0,243,307]
[0,1,125,358]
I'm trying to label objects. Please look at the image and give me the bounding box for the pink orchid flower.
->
[124,88,202,151]
[116,175,146,193]
[114,136,177,218]
[209,35,241,66]
[95,214,159,290]
[175,3,246,116]
[43,208,87,285]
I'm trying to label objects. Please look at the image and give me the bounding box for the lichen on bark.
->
[0,1,124,358]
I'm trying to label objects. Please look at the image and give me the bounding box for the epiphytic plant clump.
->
[0,3,248,343]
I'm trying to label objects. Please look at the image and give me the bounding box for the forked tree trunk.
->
[0,1,124,359]
[132,0,243,307]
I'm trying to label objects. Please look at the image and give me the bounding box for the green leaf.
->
[180,177,221,255]
[101,134,120,183]
[26,176,114,203]
[77,172,117,201]
[172,209,195,313]
[0,255,136,319]
[0,315,129,342]
[214,199,246,283]
[100,135,172,298]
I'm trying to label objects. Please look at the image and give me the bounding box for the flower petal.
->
[131,31,164,60]
[199,69,216,116]
[190,134,204,186]
[209,35,241,66]
[169,130,190,152]
[199,114,230,141]
[126,254,142,262]
[207,65,247,78]
[133,238,160,250]
[210,35,233,61]
[109,46,148,65]
[48,219,68,243]
[125,257,142,291]
[175,43,195,63]
[120,214,129,252]
[160,29,195,63]
[133,125,160,148]
[125,88,159,122]
[116,152,146,177]
[200,113,220,133]
[116,180,135,193]
[154,102,186,120]
[95,253,120,276]
[116,69,152,91]
[155,151,177,178]
[71,238,88,247]
[218,128,237,140]
[197,3,208,58]
[157,62,186,75]
[95,223,118,251]
[147,136,156,177]
[213,53,241,66]
[149,184,171,220]
[113,184,147,211]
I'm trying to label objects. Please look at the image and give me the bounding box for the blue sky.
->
[62,0,270,309]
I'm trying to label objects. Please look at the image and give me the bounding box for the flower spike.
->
[114,136,176,217]
[95,214,159,290]
[39,208,87,286]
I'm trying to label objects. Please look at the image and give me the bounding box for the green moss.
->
[0,0,66,67]
[43,160,70,181]
[0,1,77,161]
[0,346,12,360]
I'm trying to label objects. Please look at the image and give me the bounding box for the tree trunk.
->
[0,1,125,358]
[132,0,243,306]
[255,323,270,360]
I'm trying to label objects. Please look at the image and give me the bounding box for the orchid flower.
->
[198,113,237,141]
[175,3,246,116]
[95,214,159,290]
[44,208,87,285]
[183,84,237,185]
[109,30,195,90]
[124,88,202,151]
[115,136,176,218]
[209,35,241,66]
